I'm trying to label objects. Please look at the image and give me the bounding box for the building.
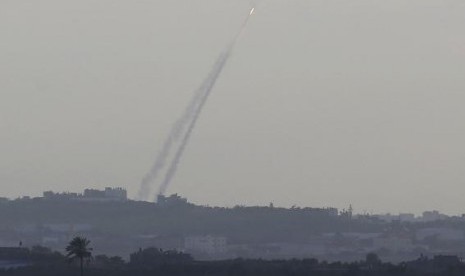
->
[103,187,127,201]
[184,235,227,255]
[43,191,79,200]
[374,213,416,222]
[83,189,105,198]
[398,213,416,222]
[82,187,128,201]
[157,194,189,207]
[43,187,127,202]
[422,211,447,222]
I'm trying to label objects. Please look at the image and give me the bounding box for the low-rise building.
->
[185,235,227,255]
[421,211,447,222]
[43,187,127,202]
[157,194,189,207]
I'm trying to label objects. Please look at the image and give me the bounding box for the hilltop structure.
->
[43,187,127,202]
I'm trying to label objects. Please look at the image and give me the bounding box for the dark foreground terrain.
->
[1,246,465,276]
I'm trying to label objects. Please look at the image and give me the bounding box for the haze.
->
[1,0,465,215]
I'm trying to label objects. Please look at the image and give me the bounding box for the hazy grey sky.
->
[1,0,465,214]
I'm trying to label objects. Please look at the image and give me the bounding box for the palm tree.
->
[66,236,93,276]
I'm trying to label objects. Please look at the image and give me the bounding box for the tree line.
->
[0,237,464,276]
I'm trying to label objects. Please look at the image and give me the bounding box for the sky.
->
[1,0,465,215]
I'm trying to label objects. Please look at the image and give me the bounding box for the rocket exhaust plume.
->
[156,7,255,197]
[137,7,255,201]
[137,68,218,200]
[157,50,231,197]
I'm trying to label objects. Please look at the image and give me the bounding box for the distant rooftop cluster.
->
[156,194,189,207]
[42,187,127,202]
[368,210,450,223]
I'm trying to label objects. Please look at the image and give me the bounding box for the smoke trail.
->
[156,8,255,197]
[137,45,234,200]
[157,49,232,196]
[137,70,214,200]
[139,7,255,201]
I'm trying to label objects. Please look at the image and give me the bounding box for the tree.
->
[66,237,93,276]
[365,252,381,270]
[129,247,193,268]
[94,254,125,268]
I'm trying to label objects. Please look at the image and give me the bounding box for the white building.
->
[184,235,227,255]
